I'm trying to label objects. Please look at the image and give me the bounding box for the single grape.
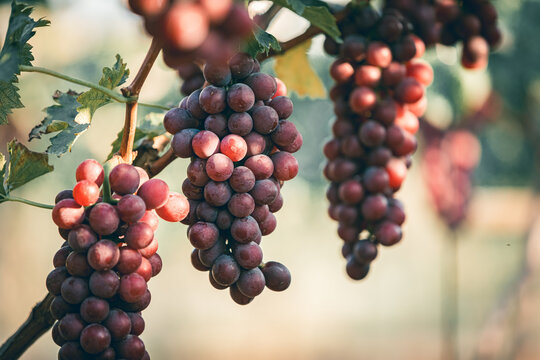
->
[236,268,265,297]
[87,240,120,271]
[117,195,147,224]
[211,255,240,286]
[109,164,140,195]
[52,199,85,230]
[261,261,291,291]
[88,203,120,236]
[155,192,189,222]
[137,179,170,210]
[80,296,110,323]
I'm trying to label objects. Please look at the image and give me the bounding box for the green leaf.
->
[77,54,129,116]
[29,55,129,156]
[3,139,53,194]
[245,25,281,57]
[274,39,326,98]
[0,2,49,124]
[29,90,90,156]
[271,0,340,41]
[0,81,24,124]
[107,112,166,159]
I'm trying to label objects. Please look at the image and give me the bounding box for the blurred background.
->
[0,0,538,359]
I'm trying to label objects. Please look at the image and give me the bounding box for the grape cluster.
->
[323,5,432,280]
[163,53,299,304]
[383,0,501,69]
[422,129,481,228]
[48,160,188,359]
[128,0,253,68]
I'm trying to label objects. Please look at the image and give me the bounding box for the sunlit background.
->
[0,1,538,359]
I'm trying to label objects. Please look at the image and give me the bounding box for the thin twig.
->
[256,8,348,62]
[257,4,282,31]
[146,147,176,178]
[0,195,54,209]
[19,65,133,103]
[119,39,162,163]
[0,293,55,360]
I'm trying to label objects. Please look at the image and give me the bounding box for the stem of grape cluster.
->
[0,195,54,209]
[118,38,163,163]
[441,231,459,360]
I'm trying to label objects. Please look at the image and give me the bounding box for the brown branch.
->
[122,38,163,97]
[119,38,163,163]
[146,147,176,179]
[257,8,349,62]
[256,4,282,31]
[0,293,55,360]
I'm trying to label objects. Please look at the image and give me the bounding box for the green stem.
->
[0,195,54,209]
[138,102,171,111]
[19,65,133,103]
[19,65,169,112]
[101,162,114,204]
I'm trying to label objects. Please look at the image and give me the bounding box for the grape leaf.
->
[274,40,325,98]
[0,2,49,124]
[77,54,129,116]
[29,55,130,156]
[271,0,340,41]
[2,139,53,195]
[28,90,90,156]
[108,112,166,159]
[245,25,281,57]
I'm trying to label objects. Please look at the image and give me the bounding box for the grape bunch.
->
[163,53,300,304]
[383,0,501,69]
[323,5,433,280]
[48,159,188,359]
[128,0,253,68]
[421,129,481,228]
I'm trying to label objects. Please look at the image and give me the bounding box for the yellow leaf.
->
[274,40,326,99]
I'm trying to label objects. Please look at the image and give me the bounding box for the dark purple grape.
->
[228,193,255,218]
[128,312,145,336]
[60,276,89,304]
[249,179,279,205]
[229,166,256,193]
[203,62,232,86]
[228,112,253,136]
[58,313,85,340]
[52,321,66,346]
[46,267,69,296]
[187,158,210,187]
[65,252,92,277]
[55,190,73,204]
[89,270,120,298]
[67,225,98,252]
[216,209,234,230]
[229,283,253,305]
[375,221,402,246]
[204,114,228,138]
[117,195,147,224]
[252,106,279,134]
[262,261,291,291]
[236,268,265,297]
[203,181,232,207]
[171,128,200,158]
[114,335,146,360]
[199,85,227,114]
[227,83,255,112]
[353,240,378,263]
[58,342,86,360]
[50,296,77,320]
[163,107,198,135]
[80,296,110,323]
[188,222,220,250]
[211,255,240,286]
[88,203,120,236]
[195,201,219,222]
[245,72,277,100]
[198,239,226,267]
[229,53,255,79]
[361,194,389,221]
[191,249,209,271]
[346,257,370,280]
[233,241,263,269]
[87,240,120,271]
[187,89,208,120]
[230,216,261,244]
[109,164,140,195]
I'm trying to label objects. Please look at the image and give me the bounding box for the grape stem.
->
[0,194,54,209]
[0,293,55,360]
[256,7,349,62]
[145,147,176,178]
[118,38,163,163]
[256,4,282,30]
[18,65,168,111]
